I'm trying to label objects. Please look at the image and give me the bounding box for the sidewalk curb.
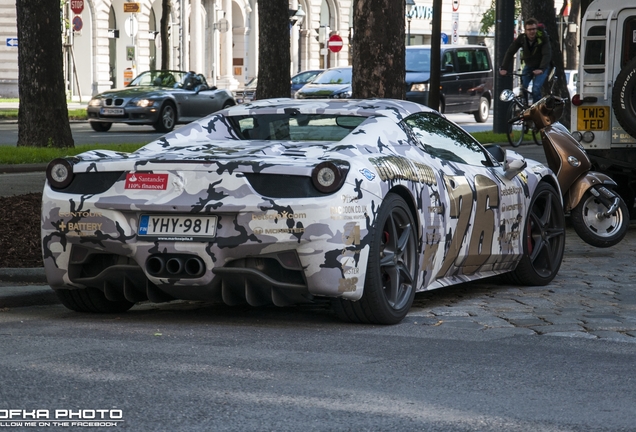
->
[0,268,46,283]
[0,163,47,173]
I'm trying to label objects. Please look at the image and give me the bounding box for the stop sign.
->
[70,0,84,14]
[327,34,343,53]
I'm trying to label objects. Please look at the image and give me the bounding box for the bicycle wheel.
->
[506,102,525,147]
[532,126,542,145]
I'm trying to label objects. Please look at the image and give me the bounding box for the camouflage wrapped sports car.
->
[42,99,566,324]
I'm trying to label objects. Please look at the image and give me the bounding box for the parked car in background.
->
[290,69,323,97]
[86,70,235,132]
[43,98,565,324]
[406,44,494,122]
[564,69,578,98]
[294,67,352,99]
[234,77,258,104]
[234,70,324,103]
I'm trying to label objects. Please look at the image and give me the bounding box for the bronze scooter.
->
[500,70,628,248]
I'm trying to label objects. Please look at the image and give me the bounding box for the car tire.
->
[506,182,566,286]
[611,57,636,138]
[332,193,418,325]
[56,287,135,313]
[222,101,235,109]
[90,122,112,132]
[153,103,176,132]
[473,96,490,123]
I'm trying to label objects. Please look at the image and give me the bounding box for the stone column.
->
[247,0,258,80]
[217,0,239,89]
[190,0,203,73]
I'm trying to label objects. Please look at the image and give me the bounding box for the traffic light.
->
[317,26,330,44]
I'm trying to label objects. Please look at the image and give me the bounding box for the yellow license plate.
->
[577,106,610,131]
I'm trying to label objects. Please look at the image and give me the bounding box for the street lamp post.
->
[406,0,415,46]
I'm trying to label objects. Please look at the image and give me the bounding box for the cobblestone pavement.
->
[407,224,636,343]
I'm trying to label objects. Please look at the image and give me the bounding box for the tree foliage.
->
[16,0,74,148]
[480,0,521,35]
[352,0,405,99]
[257,0,291,99]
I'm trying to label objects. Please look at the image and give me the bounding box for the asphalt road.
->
[1,224,636,431]
[0,121,174,147]
[1,113,635,430]
[0,112,494,147]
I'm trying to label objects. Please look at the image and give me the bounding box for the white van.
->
[572,1,636,213]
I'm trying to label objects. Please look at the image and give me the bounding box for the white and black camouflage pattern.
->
[41,98,557,307]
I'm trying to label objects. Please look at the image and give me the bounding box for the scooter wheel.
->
[570,190,629,248]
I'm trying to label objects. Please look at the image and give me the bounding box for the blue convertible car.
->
[87,70,236,132]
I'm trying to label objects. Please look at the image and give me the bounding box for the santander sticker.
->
[125,172,169,190]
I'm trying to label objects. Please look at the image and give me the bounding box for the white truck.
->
[572,0,636,215]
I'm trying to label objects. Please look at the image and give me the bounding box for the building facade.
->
[0,0,499,99]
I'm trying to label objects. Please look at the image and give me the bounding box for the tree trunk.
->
[257,0,291,99]
[16,0,73,148]
[352,0,405,99]
[160,0,172,70]
[520,0,572,128]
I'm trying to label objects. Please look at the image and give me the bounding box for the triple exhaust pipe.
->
[146,254,205,278]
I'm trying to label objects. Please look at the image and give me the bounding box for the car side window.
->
[474,49,491,71]
[456,50,475,73]
[404,113,492,166]
[442,51,454,72]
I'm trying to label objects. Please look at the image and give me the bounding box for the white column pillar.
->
[243,2,252,85]
[290,0,299,75]
[190,0,203,72]
[248,0,258,80]
[218,0,239,89]
[299,29,309,74]
[180,0,189,70]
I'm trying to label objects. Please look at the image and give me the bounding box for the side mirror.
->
[503,150,527,180]
[485,144,505,163]
[443,64,453,73]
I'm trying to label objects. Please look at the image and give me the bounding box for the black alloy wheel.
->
[332,194,418,325]
[154,103,176,132]
[507,182,566,285]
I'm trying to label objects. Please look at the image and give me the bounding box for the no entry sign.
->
[70,0,84,14]
[327,34,343,53]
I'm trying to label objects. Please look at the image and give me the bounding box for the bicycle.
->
[501,72,541,147]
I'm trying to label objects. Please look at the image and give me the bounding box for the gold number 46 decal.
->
[436,174,499,278]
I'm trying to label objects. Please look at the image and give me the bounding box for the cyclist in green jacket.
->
[499,18,552,104]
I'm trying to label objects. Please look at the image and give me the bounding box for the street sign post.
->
[124,2,140,13]
[327,34,343,53]
[70,0,84,15]
[72,16,83,32]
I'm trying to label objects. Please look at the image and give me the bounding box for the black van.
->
[406,44,494,122]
